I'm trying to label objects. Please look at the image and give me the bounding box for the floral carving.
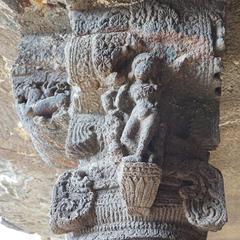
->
[119,161,162,216]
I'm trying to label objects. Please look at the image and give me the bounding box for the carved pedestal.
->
[12,0,227,239]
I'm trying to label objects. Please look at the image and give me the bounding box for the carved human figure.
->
[120,53,161,163]
[26,79,70,119]
[101,72,129,161]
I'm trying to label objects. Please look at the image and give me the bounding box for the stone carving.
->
[180,163,227,232]
[50,169,95,234]
[101,73,128,162]
[66,113,104,160]
[120,53,163,163]
[119,161,162,216]
[12,35,76,168]
[11,0,228,239]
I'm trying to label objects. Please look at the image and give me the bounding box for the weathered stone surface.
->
[208,2,240,240]
[0,0,64,238]
[46,0,227,239]
[0,1,239,240]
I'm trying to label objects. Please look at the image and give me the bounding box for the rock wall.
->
[209,1,240,240]
[0,1,65,238]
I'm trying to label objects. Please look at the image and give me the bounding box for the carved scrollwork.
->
[50,170,96,234]
[179,162,227,232]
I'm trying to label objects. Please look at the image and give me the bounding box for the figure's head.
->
[130,53,158,82]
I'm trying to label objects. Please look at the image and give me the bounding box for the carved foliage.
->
[179,163,227,232]
[119,161,162,216]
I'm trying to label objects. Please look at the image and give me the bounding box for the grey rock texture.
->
[12,34,74,168]
[0,0,239,240]
[0,0,66,238]
[208,1,240,240]
[47,0,227,239]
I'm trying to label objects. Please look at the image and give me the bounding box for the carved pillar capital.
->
[12,0,227,239]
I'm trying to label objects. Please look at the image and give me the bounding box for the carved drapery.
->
[12,0,227,239]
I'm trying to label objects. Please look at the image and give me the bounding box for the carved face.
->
[131,53,157,82]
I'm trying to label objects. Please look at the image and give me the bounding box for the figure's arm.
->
[101,89,117,113]
[114,84,129,111]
